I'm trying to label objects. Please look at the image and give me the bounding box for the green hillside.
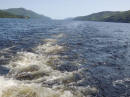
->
[4,8,51,20]
[74,10,130,23]
[74,11,120,21]
[0,10,26,18]
[103,10,130,23]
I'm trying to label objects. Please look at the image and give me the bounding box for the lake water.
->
[0,19,130,97]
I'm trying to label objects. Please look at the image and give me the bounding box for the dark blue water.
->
[0,19,130,97]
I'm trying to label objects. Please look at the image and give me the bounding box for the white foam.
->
[0,77,76,97]
[0,77,18,96]
[113,78,130,87]
[0,33,90,97]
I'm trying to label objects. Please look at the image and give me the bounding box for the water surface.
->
[0,19,130,97]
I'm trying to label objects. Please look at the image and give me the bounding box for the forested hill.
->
[74,10,130,23]
[0,10,26,18]
[4,8,51,20]
[103,10,130,23]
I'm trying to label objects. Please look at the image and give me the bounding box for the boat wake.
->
[0,33,98,97]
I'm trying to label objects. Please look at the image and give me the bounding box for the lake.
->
[0,19,130,97]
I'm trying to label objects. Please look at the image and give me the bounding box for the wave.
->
[0,33,98,97]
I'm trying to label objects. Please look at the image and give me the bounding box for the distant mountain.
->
[74,11,120,21]
[103,10,130,23]
[64,17,74,20]
[0,10,26,18]
[74,11,130,23]
[4,8,51,20]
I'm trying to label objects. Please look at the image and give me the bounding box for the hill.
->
[0,10,26,18]
[74,11,120,21]
[103,10,130,23]
[74,10,130,23]
[4,8,51,20]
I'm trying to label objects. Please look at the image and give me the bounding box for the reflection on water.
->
[0,19,130,97]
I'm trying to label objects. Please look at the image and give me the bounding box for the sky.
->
[1,0,130,19]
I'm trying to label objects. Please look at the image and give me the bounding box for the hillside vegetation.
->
[74,10,130,23]
[0,10,26,18]
[4,8,51,20]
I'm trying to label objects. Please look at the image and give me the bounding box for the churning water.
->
[0,19,130,97]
